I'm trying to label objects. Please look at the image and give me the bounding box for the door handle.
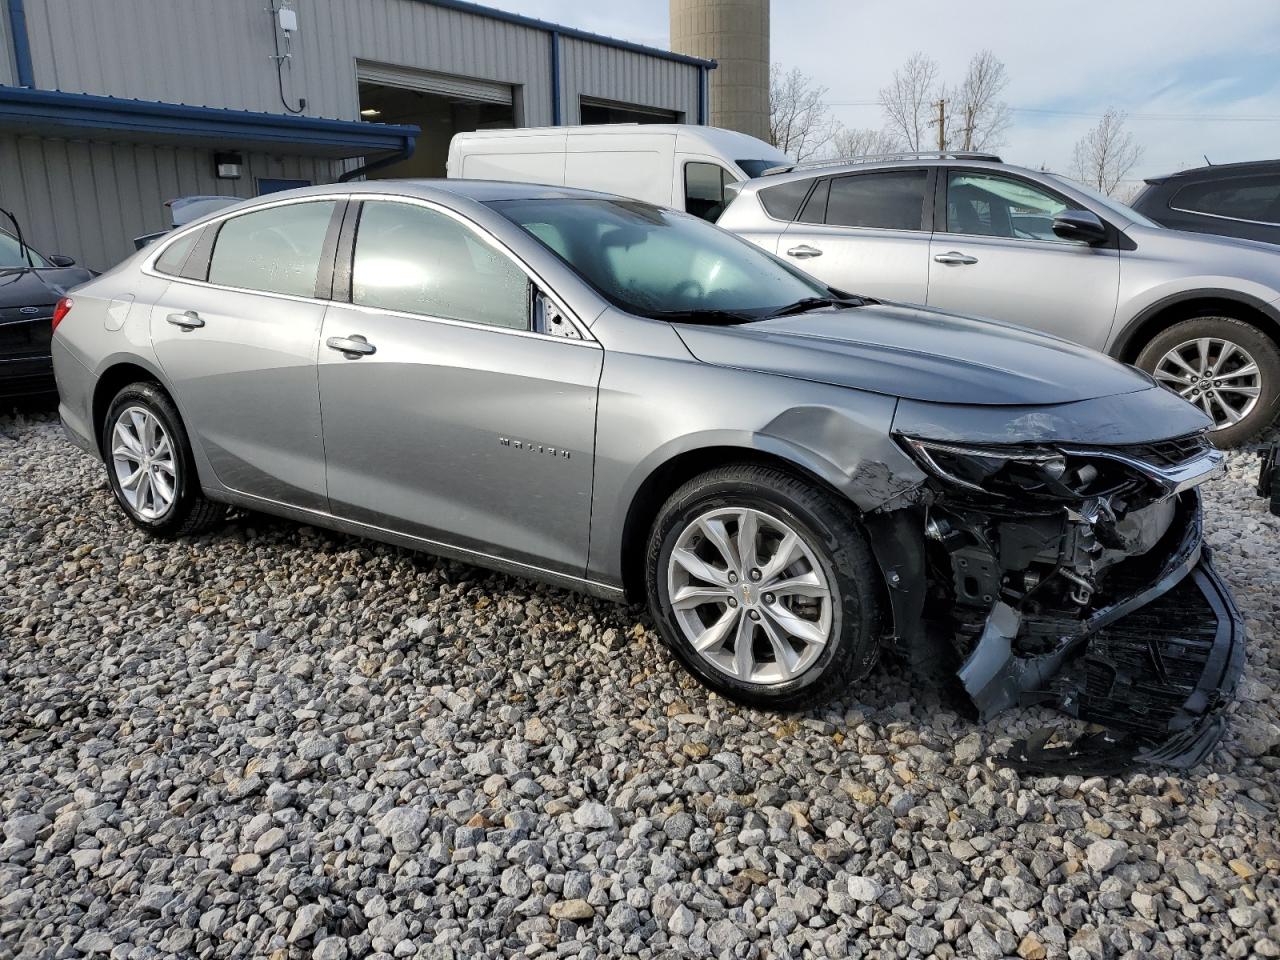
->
[786,244,823,259]
[166,310,204,329]
[326,334,376,357]
[933,251,979,265]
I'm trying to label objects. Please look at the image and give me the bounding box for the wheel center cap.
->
[738,583,756,606]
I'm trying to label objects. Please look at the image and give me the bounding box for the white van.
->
[446,124,791,221]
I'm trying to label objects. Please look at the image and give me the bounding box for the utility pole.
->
[935,97,947,151]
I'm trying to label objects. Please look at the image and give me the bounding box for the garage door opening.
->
[579,97,681,125]
[357,68,515,179]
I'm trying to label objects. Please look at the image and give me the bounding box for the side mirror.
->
[47,254,77,267]
[1052,210,1108,245]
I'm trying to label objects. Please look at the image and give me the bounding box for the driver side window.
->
[946,172,1074,241]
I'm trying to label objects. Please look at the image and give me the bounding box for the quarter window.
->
[947,173,1073,240]
[825,170,927,230]
[684,162,736,221]
[1171,175,1280,225]
[207,201,336,297]
[153,230,199,277]
[352,201,530,331]
[758,179,814,221]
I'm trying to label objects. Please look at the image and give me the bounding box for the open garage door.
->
[357,63,515,178]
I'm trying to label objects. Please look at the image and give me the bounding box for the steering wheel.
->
[670,279,704,300]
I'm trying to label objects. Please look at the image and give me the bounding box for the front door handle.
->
[326,334,376,358]
[786,244,824,259]
[166,310,204,329]
[933,251,979,265]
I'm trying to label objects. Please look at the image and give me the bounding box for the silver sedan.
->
[52,181,1241,770]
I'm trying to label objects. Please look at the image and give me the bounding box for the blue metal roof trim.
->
[418,0,716,70]
[0,86,419,155]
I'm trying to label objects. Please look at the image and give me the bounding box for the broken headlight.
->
[898,437,1145,502]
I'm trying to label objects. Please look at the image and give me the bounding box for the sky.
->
[480,0,1280,187]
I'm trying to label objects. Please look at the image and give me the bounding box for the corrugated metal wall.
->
[0,7,15,85]
[559,37,698,125]
[17,0,700,126]
[3,0,702,268]
[0,135,338,271]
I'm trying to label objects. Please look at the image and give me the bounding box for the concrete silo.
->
[670,0,770,141]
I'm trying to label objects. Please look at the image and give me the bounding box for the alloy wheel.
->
[110,405,178,521]
[1153,337,1262,429]
[666,507,833,686]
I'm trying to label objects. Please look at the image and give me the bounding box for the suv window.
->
[758,179,813,221]
[352,200,530,330]
[685,162,736,221]
[1171,175,1280,225]
[825,170,927,230]
[947,172,1073,240]
[207,201,336,297]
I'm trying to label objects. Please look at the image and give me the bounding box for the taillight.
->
[51,297,73,333]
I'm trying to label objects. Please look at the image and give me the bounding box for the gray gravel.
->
[1,407,1278,960]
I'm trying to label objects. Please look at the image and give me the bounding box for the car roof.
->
[1144,158,1280,185]
[230,178,636,208]
[738,156,1014,190]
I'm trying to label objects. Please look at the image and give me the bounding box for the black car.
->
[1131,159,1280,245]
[0,224,93,400]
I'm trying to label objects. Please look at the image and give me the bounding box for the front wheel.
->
[1135,315,1280,447]
[644,464,881,711]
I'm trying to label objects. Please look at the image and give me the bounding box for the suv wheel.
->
[645,464,880,711]
[103,383,225,536]
[1136,315,1280,447]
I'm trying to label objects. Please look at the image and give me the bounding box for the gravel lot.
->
[1,406,1278,960]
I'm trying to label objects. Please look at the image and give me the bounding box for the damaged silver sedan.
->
[51,182,1245,772]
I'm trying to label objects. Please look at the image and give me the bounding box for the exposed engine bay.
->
[870,430,1245,774]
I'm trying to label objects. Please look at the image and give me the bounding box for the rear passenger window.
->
[826,170,928,230]
[207,201,336,297]
[352,200,530,330]
[758,179,814,221]
[153,230,198,276]
[1172,175,1280,224]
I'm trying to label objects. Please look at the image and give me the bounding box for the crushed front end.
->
[881,429,1245,774]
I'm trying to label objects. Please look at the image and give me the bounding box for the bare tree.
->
[827,125,903,160]
[1071,108,1144,196]
[952,50,1012,151]
[879,52,939,151]
[769,64,836,162]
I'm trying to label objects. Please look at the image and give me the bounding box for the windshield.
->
[0,229,50,269]
[737,158,788,178]
[1050,175,1162,228]
[489,198,836,321]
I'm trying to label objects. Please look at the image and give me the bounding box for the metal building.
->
[0,0,714,270]
[670,0,769,142]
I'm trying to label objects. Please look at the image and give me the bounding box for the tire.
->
[1135,315,1280,447]
[644,463,881,711]
[102,382,224,537]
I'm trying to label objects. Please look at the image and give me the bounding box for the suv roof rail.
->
[761,151,1003,176]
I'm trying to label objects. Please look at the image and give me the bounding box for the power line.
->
[825,100,1280,122]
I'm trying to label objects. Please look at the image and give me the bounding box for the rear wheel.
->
[645,464,880,711]
[1136,315,1280,447]
[103,383,224,537]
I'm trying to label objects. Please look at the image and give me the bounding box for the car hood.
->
[0,267,93,311]
[673,302,1154,405]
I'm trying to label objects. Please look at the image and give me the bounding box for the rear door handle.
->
[933,251,979,265]
[786,244,823,259]
[166,310,204,329]
[326,334,376,357]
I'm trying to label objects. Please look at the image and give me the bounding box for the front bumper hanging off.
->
[956,499,1245,774]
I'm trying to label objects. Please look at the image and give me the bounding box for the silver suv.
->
[718,153,1280,445]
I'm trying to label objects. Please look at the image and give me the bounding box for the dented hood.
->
[673,303,1153,405]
